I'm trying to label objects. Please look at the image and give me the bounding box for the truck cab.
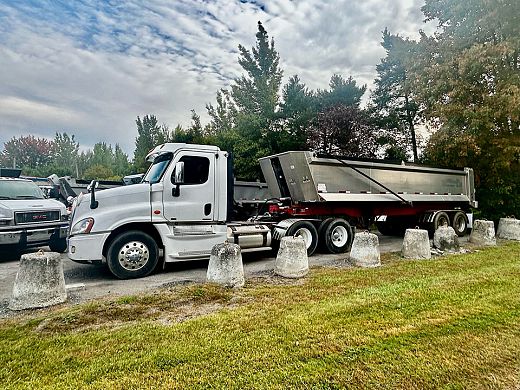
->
[68,143,235,279]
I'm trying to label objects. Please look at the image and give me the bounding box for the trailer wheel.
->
[106,230,159,279]
[433,211,450,232]
[451,211,468,236]
[318,218,335,250]
[286,221,318,256]
[323,218,353,254]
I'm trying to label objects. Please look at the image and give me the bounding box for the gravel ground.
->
[0,233,452,319]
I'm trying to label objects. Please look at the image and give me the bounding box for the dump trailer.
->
[259,151,476,238]
[68,143,476,279]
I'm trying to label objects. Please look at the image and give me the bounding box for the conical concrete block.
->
[402,228,431,259]
[9,251,67,310]
[350,231,381,268]
[496,218,520,241]
[469,220,496,246]
[433,225,460,251]
[274,236,308,278]
[207,242,244,288]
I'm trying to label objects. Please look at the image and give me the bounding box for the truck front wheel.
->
[107,231,159,279]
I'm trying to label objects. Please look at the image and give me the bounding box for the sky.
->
[0,0,435,156]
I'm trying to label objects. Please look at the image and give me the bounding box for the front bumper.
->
[68,232,110,264]
[0,224,68,247]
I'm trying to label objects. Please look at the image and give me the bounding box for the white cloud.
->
[0,0,435,156]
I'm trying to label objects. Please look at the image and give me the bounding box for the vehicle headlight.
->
[70,218,94,235]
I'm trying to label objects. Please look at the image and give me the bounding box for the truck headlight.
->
[70,218,94,235]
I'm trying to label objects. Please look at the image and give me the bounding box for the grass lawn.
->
[2,243,520,389]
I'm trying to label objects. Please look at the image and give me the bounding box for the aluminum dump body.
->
[259,151,477,208]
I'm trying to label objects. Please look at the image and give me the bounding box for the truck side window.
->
[172,156,210,185]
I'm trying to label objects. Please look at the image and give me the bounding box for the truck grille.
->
[15,210,60,224]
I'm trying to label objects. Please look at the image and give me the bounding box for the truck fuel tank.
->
[227,224,272,249]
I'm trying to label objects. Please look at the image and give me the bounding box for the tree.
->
[227,21,284,179]
[232,21,283,120]
[307,105,378,157]
[0,135,55,176]
[317,74,366,110]
[113,144,131,177]
[49,132,79,176]
[277,75,315,151]
[134,115,163,172]
[371,29,421,161]
[414,0,520,219]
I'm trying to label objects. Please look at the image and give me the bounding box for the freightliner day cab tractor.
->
[68,143,477,279]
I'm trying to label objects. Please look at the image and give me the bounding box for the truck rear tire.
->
[106,231,159,279]
[323,218,353,254]
[286,221,318,256]
[451,211,468,236]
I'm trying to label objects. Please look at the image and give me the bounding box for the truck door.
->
[163,152,216,222]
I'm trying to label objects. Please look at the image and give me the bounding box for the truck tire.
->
[106,230,159,279]
[323,218,353,254]
[286,221,318,256]
[433,211,450,232]
[451,211,468,236]
[318,218,335,251]
[49,238,68,253]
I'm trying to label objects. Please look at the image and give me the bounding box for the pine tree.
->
[371,29,420,161]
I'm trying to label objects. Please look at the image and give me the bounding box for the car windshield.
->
[142,152,173,184]
[0,180,45,200]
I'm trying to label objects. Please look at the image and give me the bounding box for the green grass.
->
[2,244,520,389]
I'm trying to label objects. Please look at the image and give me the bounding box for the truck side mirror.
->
[174,161,184,184]
[172,161,184,197]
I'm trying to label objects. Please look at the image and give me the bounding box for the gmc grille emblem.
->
[32,214,47,220]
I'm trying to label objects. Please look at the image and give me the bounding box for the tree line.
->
[1,0,518,219]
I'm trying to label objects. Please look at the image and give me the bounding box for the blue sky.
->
[0,0,433,156]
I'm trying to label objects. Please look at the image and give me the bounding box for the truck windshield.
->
[0,180,45,200]
[143,152,173,184]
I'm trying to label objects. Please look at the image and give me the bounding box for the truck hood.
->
[0,198,66,220]
[72,183,153,232]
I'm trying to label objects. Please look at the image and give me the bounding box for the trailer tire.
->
[318,218,335,250]
[451,211,468,236]
[323,218,353,254]
[286,221,318,256]
[433,211,450,232]
[106,230,159,279]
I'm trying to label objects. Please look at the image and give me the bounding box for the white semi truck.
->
[68,143,477,279]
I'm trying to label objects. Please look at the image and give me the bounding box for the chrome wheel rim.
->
[455,216,466,232]
[294,228,313,249]
[118,241,149,271]
[331,225,348,247]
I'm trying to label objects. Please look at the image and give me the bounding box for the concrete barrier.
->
[274,236,309,278]
[207,242,245,288]
[402,228,431,259]
[469,219,496,246]
[9,251,67,311]
[349,231,381,268]
[433,224,460,251]
[496,218,520,241]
